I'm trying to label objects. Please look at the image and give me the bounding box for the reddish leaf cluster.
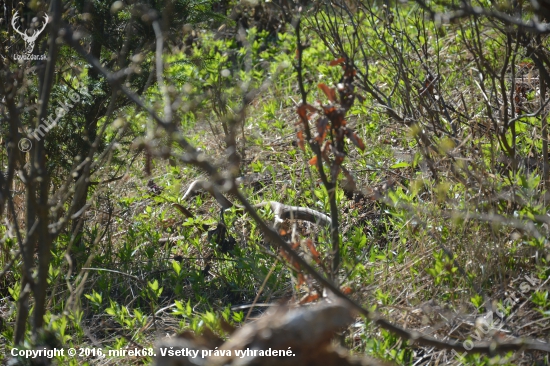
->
[296,59,365,181]
[514,84,528,114]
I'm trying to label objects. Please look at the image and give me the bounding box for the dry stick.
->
[294,16,340,282]
[152,21,172,124]
[31,0,62,336]
[245,260,278,323]
[82,267,142,282]
[182,179,332,226]
[62,22,550,356]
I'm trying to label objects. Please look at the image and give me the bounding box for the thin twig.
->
[245,260,278,322]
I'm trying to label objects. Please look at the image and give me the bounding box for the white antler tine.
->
[39,13,48,33]
[11,11,26,38]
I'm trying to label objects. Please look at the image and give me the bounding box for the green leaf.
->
[390,161,410,169]
[173,260,182,275]
[232,311,244,323]
[149,280,159,291]
[186,300,192,317]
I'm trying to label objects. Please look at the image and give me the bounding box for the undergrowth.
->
[1,1,550,365]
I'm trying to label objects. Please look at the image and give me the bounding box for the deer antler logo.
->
[12,11,49,54]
